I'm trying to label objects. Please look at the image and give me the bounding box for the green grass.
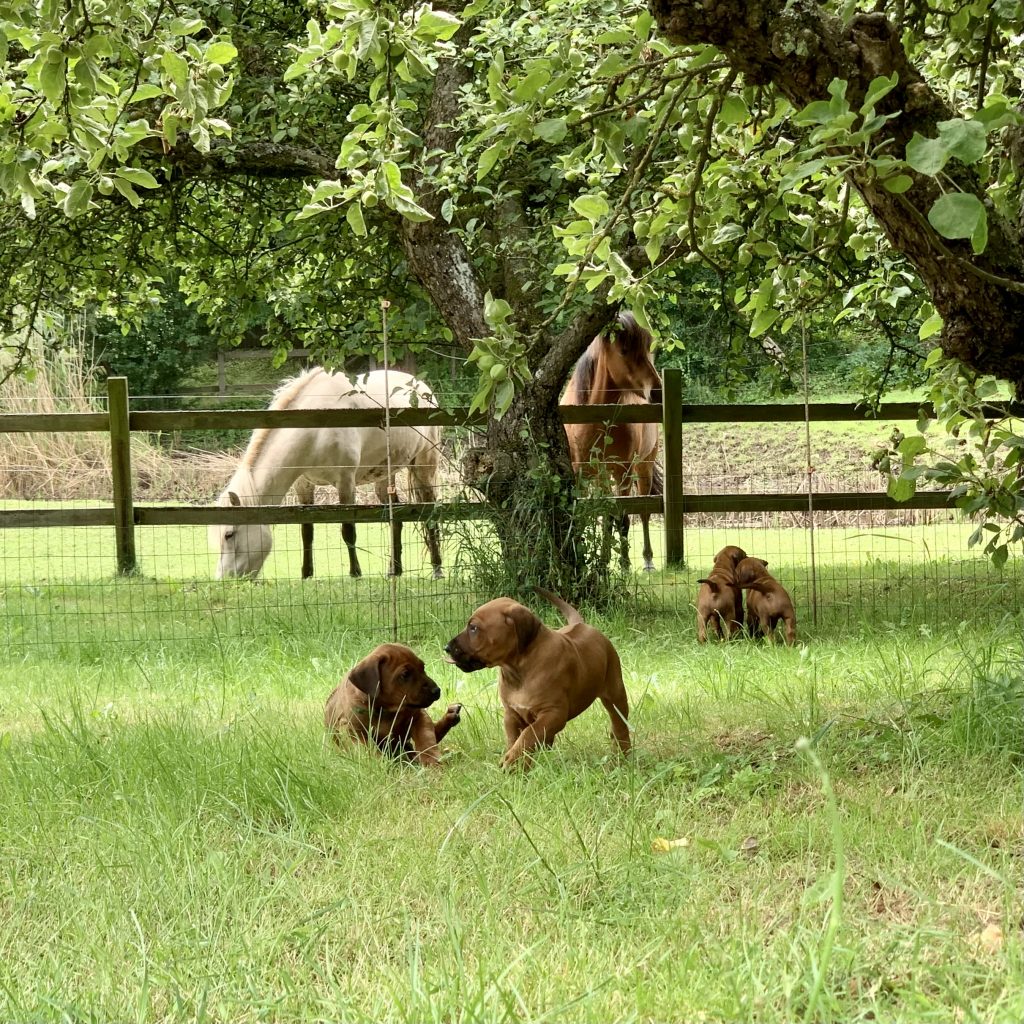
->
[1,593,1023,1021]
[2,497,1023,1021]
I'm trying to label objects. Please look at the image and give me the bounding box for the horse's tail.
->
[533,587,585,626]
[650,461,664,497]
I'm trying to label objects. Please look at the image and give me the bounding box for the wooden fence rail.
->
[3,376,1016,577]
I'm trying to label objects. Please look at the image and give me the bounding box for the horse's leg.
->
[294,476,315,580]
[376,480,403,577]
[617,511,632,571]
[337,474,361,578]
[342,522,361,578]
[409,452,444,580]
[635,436,658,573]
[640,513,655,573]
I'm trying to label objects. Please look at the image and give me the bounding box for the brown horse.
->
[563,312,662,572]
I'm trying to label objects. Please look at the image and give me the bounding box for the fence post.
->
[661,367,685,567]
[108,376,137,576]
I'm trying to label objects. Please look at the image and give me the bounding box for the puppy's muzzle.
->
[444,637,487,673]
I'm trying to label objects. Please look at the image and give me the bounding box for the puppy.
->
[734,557,797,645]
[445,588,629,769]
[696,545,748,641]
[324,643,461,766]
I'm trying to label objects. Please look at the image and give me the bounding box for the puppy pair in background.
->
[324,643,461,767]
[735,556,797,646]
[696,546,797,645]
[696,545,747,642]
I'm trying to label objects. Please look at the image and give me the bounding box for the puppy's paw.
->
[446,703,463,722]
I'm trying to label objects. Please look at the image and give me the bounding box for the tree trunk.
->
[648,0,1024,393]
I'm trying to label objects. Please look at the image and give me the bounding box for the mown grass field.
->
[1,526,1023,1021]
[2,395,1022,1022]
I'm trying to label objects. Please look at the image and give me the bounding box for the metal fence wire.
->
[1,373,1021,655]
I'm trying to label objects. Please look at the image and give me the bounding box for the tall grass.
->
[0,346,231,502]
[0,617,1021,1022]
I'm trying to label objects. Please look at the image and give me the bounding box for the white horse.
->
[211,367,443,580]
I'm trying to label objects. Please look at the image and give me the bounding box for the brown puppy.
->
[696,566,743,641]
[324,643,461,766]
[734,557,797,645]
[696,545,748,641]
[445,588,629,769]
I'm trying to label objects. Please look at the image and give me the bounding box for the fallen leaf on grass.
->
[740,835,760,856]
[974,923,1004,954]
[651,836,690,853]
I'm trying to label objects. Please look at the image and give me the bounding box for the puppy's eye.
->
[469,623,478,634]
[224,529,235,540]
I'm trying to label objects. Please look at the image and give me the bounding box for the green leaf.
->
[991,543,1008,569]
[750,308,781,338]
[415,8,462,41]
[919,315,943,342]
[62,179,92,218]
[887,474,916,502]
[882,173,914,194]
[719,94,748,125]
[117,168,159,189]
[534,118,567,143]
[513,67,550,103]
[477,142,503,181]
[571,194,609,223]
[206,41,238,65]
[112,177,142,206]
[971,206,988,255]
[905,133,949,175]
[794,100,833,126]
[346,202,367,236]
[161,50,190,90]
[39,51,66,104]
[897,435,927,458]
[927,192,985,240]
[936,117,986,165]
[860,73,898,114]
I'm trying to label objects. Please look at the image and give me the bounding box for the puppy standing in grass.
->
[734,557,797,645]
[445,588,629,769]
[696,545,747,642]
[324,643,462,766]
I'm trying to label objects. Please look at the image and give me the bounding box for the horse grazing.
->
[211,367,443,580]
[563,312,662,572]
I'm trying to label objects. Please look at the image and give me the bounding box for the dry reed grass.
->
[0,349,234,502]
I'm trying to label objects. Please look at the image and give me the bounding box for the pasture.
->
[1,519,1022,1022]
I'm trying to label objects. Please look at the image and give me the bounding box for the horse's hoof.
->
[643,564,656,574]
[432,569,444,581]
[350,569,362,579]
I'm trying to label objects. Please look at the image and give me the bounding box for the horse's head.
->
[210,487,272,579]
[603,312,660,400]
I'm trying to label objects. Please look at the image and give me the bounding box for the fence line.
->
[3,376,1018,577]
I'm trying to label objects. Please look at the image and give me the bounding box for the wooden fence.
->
[0,370,1006,577]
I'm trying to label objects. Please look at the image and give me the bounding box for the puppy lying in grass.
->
[696,545,747,641]
[734,557,797,645]
[324,643,461,766]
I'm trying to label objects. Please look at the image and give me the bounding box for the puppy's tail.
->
[533,586,585,626]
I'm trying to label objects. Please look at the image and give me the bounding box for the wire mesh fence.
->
[1,374,1021,657]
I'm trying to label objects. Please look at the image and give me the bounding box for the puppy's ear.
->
[696,577,718,592]
[505,605,541,652]
[348,653,385,697]
[760,559,769,569]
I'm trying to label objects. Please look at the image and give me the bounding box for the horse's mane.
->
[240,366,325,471]
[568,311,652,401]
